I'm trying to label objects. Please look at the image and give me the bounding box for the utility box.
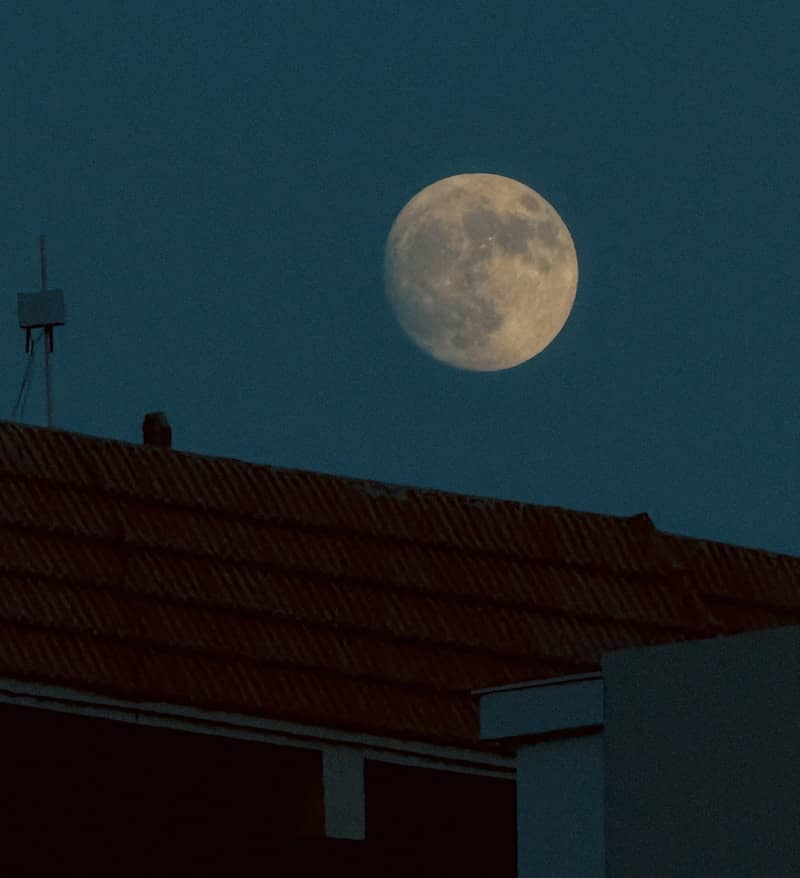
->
[17,289,66,328]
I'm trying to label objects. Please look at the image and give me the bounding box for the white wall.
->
[603,625,800,878]
[516,732,604,878]
[477,674,605,878]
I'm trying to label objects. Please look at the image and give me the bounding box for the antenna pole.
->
[15,235,65,428]
[40,235,47,292]
[40,235,53,427]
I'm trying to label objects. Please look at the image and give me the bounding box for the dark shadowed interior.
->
[0,704,515,876]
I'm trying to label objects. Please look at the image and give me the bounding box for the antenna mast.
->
[16,235,66,428]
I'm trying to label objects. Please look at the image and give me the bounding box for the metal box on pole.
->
[17,289,66,330]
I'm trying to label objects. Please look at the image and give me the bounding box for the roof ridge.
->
[0,472,689,577]
[2,421,798,561]
[0,419,674,528]
[663,530,800,561]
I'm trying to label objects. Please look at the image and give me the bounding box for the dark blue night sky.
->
[2,2,798,555]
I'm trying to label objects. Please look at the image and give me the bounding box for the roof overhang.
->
[474,672,604,743]
[0,676,515,779]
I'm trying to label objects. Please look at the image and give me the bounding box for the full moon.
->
[384,173,578,371]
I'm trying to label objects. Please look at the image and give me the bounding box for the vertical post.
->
[40,235,47,293]
[322,746,365,840]
[40,236,53,427]
[477,674,605,878]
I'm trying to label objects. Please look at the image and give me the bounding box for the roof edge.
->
[0,676,516,777]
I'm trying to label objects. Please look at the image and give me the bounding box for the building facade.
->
[1,419,798,873]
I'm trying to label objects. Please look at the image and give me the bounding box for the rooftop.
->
[1,420,798,752]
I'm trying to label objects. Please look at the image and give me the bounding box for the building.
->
[478,625,800,877]
[1,419,798,874]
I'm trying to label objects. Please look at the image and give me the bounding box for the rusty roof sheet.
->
[0,420,798,749]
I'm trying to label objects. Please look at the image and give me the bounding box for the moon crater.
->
[384,173,578,371]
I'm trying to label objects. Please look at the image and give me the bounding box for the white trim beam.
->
[476,672,603,741]
[323,746,365,840]
[0,677,514,779]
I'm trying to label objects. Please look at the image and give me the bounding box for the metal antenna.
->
[40,235,47,293]
[16,236,66,428]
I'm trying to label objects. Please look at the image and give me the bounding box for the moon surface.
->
[384,173,578,371]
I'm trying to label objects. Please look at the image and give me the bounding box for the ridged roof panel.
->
[0,420,798,748]
[0,422,682,571]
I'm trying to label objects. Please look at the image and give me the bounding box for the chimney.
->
[142,411,172,448]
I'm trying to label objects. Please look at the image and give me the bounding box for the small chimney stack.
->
[142,412,172,448]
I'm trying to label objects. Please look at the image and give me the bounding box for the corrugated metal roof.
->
[1,420,798,749]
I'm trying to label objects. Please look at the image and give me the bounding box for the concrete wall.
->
[477,674,605,877]
[603,625,800,878]
[517,732,604,878]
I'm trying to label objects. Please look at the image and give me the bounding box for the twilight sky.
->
[1,2,798,557]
